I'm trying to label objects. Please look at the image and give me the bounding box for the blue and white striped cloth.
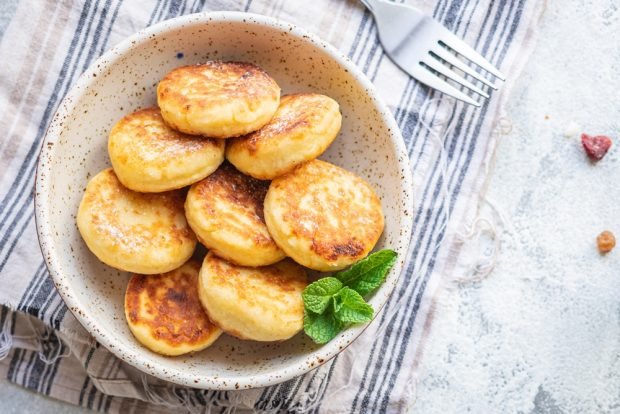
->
[0,0,543,412]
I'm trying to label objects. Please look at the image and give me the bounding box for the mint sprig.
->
[302,249,397,344]
[333,287,374,323]
[303,311,344,345]
[302,277,343,314]
[335,249,397,296]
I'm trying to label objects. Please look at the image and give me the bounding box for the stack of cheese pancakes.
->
[77,61,384,356]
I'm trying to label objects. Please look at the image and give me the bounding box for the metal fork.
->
[360,0,506,107]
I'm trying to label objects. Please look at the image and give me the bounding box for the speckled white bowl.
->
[35,12,413,390]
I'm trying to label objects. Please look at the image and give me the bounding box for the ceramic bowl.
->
[35,12,413,390]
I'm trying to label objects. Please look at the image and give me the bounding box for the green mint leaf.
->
[302,249,397,344]
[333,287,374,323]
[303,310,344,344]
[335,249,397,297]
[302,277,343,314]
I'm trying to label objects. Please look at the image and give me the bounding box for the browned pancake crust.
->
[198,252,307,341]
[198,162,268,223]
[264,160,384,270]
[157,61,280,138]
[108,107,224,192]
[82,169,193,253]
[185,161,286,266]
[158,62,277,108]
[238,94,333,153]
[110,107,222,158]
[207,254,305,302]
[125,261,219,349]
[226,93,341,179]
[190,162,272,247]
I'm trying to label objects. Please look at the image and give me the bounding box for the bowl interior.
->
[36,13,412,389]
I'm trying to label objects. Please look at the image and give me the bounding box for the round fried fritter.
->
[125,260,222,356]
[108,107,224,192]
[264,160,384,271]
[185,162,285,267]
[198,252,307,341]
[226,93,342,179]
[77,169,196,274]
[157,61,280,138]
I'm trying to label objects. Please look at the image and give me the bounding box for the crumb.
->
[544,115,549,120]
[563,121,580,138]
[597,231,616,254]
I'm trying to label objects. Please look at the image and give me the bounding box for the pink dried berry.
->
[581,133,612,161]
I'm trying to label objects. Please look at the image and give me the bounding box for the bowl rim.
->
[35,11,414,390]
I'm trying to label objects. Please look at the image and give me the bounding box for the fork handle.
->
[359,0,383,12]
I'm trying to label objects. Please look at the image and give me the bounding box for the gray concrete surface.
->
[414,0,620,412]
[1,0,618,412]
[0,379,89,413]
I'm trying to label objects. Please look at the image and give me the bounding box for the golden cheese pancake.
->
[108,107,224,193]
[77,169,196,274]
[185,163,285,267]
[226,93,342,179]
[125,260,222,356]
[157,61,280,138]
[264,160,384,271]
[198,252,307,341]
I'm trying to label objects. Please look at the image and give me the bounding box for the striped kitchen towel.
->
[0,0,544,412]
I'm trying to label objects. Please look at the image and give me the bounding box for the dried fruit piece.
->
[597,231,616,254]
[581,133,612,161]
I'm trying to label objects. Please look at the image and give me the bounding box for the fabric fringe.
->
[141,375,204,413]
[452,117,514,285]
[0,313,12,361]
[0,308,70,365]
